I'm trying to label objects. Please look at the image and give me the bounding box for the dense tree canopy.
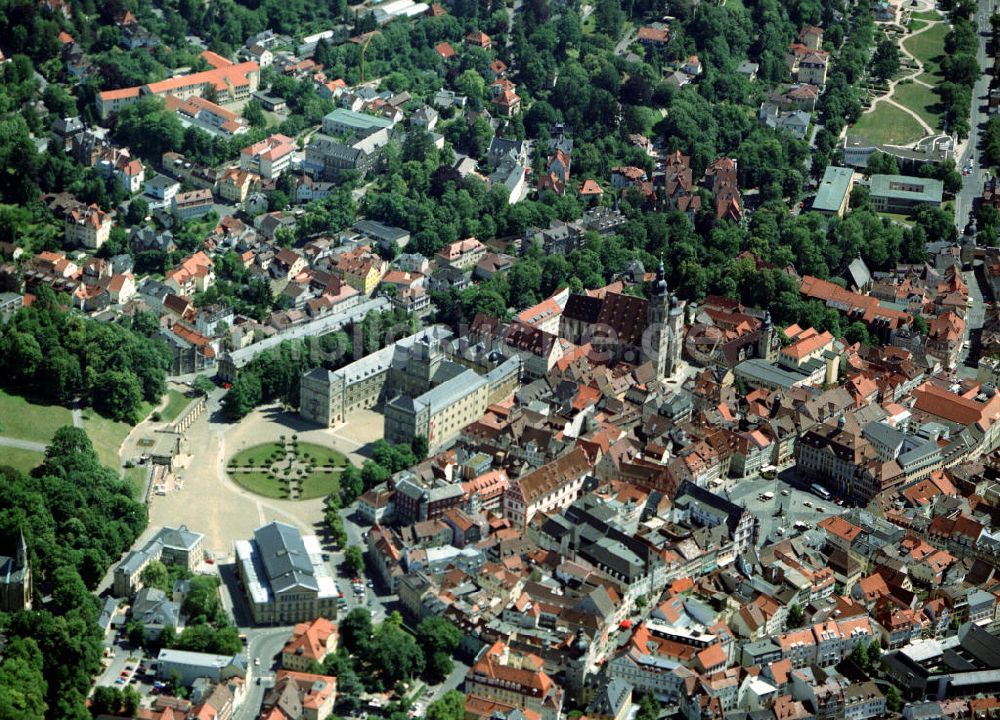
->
[0,288,170,421]
[0,426,147,717]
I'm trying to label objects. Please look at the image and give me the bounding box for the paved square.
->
[148,402,385,556]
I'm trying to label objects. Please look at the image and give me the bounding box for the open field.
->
[0,389,73,443]
[0,447,45,475]
[124,465,148,498]
[910,9,942,21]
[851,103,927,145]
[892,82,940,129]
[83,402,154,470]
[902,22,947,79]
[159,389,193,424]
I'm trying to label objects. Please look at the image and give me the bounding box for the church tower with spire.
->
[645,258,672,380]
[758,310,777,362]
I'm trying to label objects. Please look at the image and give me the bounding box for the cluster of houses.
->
[248,239,1000,720]
[756,26,829,140]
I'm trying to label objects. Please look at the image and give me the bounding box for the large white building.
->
[235,521,338,625]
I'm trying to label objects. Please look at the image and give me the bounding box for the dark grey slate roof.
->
[253,521,318,593]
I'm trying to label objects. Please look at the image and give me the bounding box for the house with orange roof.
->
[785,43,830,84]
[846,373,878,407]
[799,275,912,340]
[538,149,571,196]
[491,85,522,117]
[683,55,702,76]
[817,515,863,551]
[215,167,260,203]
[281,617,338,671]
[466,30,492,49]
[730,428,773,478]
[239,133,295,179]
[851,572,890,608]
[516,290,568,335]
[461,469,510,511]
[503,446,593,527]
[165,251,215,296]
[637,26,670,46]
[777,628,816,668]
[611,166,647,189]
[65,203,113,249]
[579,179,604,203]
[166,94,249,138]
[488,59,508,81]
[925,310,966,370]
[434,41,456,60]
[695,643,728,675]
[260,670,336,720]
[334,246,387,296]
[911,548,957,586]
[161,323,218,373]
[97,61,261,118]
[436,237,486,270]
[317,77,347,100]
[779,326,835,368]
[466,641,563,720]
[34,250,80,278]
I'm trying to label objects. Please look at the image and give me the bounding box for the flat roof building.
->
[321,108,395,137]
[734,358,818,392]
[813,166,854,217]
[156,648,247,686]
[870,174,943,214]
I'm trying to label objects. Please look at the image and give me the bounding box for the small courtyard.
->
[227,436,349,500]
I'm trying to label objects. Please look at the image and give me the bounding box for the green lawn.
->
[295,442,349,467]
[903,22,948,79]
[910,9,942,21]
[230,471,288,499]
[851,103,927,145]
[0,447,45,475]
[82,402,154,471]
[0,389,73,443]
[230,468,341,500]
[228,440,348,499]
[908,18,927,32]
[299,470,342,500]
[880,212,916,226]
[230,442,285,467]
[159,389,193,424]
[893,82,941,129]
[124,465,148,498]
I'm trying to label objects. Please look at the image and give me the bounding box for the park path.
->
[851,15,942,137]
[0,436,47,452]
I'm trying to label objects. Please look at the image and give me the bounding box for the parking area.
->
[725,471,842,545]
[94,628,158,695]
